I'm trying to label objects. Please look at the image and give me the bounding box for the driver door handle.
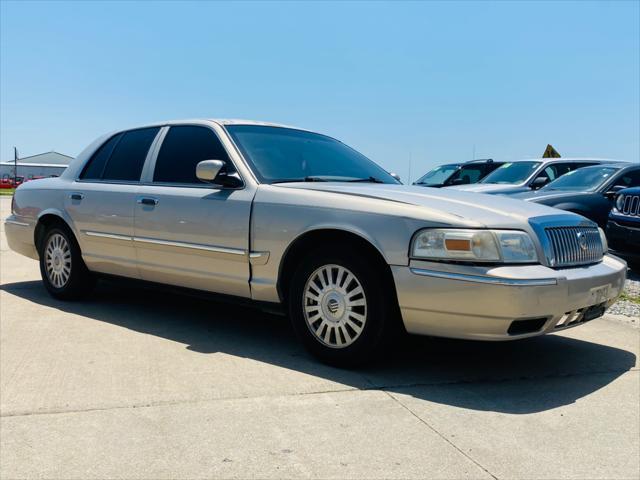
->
[137,197,159,206]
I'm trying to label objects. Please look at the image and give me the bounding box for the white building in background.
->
[0,151,73,180]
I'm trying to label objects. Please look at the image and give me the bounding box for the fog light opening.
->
[507,317,548,336]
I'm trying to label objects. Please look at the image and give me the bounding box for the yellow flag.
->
[542,144,561,158]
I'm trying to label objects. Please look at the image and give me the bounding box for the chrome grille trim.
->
[621,195,639,216]
[529,215,604,268]
[545,226,603,267]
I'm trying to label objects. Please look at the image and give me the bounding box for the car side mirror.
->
[196,160,242,188]
[196,160,224,182]
[531,177,548,190]
[604,185,625,198]
[390,172,401,182]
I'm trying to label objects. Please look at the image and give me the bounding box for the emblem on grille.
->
[576,231,588,251]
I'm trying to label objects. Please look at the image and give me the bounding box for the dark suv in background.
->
[608,186,640,269]
[413,159,503,188]
[513,163,639,228]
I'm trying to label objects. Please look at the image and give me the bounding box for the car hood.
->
[275,183,571,228]
[511,189,592,202]
[445,183,527,194]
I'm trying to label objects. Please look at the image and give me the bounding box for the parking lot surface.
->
[1,196,638,479]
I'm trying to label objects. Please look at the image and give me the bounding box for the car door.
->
[134,124,253,298]
[66,127,161,278]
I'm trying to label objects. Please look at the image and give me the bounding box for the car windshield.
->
[414,164,459,185]
[541,166,619,192]
[225,125,399,184]
[481,161,541,184]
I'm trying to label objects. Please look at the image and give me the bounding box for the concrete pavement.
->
[1,196,638,479]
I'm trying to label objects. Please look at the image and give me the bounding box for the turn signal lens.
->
[598,227,608,253]
[411,229,538,263]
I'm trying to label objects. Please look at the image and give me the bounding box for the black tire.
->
[288,245,395,367]
[38,224,95,300]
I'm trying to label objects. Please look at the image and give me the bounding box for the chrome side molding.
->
[5,219,30,227]
[83,231,270,264]
[132,236,246,256]
[83,231,132,241]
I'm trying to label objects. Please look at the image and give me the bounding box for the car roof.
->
[461,159,497,165]
[573,163,633,170]
[110,118,313,135]
[504,157,627,164]
[210,118,300,129]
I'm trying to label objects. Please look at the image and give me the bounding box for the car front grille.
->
[620,194,640,216]
[545,226,603,267]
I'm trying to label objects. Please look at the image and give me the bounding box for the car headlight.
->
[598,227,608,253]
[411,229,538,263]
[615,194,625,212]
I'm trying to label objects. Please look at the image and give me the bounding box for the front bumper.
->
[392,255,627,340]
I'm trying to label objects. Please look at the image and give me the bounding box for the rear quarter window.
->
[80,127,159,182]
[80,134,122,180]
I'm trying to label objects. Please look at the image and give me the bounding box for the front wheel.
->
[39,225,95,300]
[288,247,394,366]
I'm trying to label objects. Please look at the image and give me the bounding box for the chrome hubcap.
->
[302,264,367,348]
[45,233,71,288]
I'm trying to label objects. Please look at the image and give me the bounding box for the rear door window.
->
[153,125,233,184]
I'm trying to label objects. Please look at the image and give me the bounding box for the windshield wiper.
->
[347,176,384,184]
[272,176,330,184]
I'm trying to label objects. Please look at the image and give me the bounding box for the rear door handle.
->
[69,192,84,201]
[137,197,159,206]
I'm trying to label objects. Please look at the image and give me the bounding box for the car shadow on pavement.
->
[1,279,636,415]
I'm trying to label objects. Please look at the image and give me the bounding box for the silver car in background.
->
[448,158,620,195]
[5,119,627,365]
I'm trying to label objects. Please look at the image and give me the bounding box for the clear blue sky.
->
[1,1,638,181]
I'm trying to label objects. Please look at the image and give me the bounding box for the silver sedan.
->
[4,119,627,365]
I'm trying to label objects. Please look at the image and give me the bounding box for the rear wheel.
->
[288,246,394,366]
[39,225,95,300]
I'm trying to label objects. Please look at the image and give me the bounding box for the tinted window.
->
[101,127,159,181]
[80,134,122,180]
[483,162,504,176]
[617,169,640,187]
[154,126,233,184]
[226,125,398,184]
